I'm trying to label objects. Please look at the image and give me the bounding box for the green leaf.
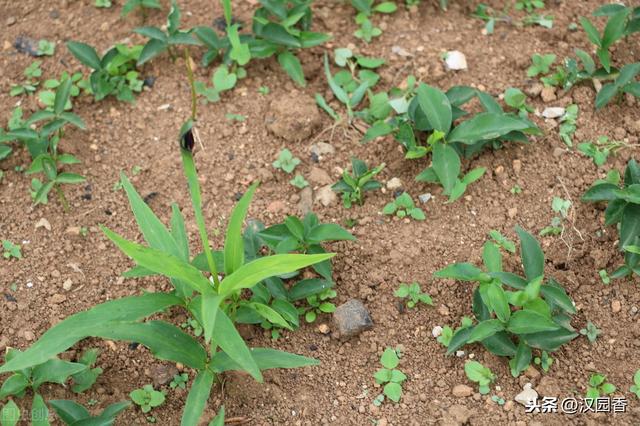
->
[509,341,532,377]
[67,41,102,69]
[445,327,474,355]
[209,406,225,426]
[383,382,402,402]
[0,374,28,399]
[218,253,334,297]
[447,113,532,144]
[620,204,640,249]
[434,263,484,281]
[506,310,560,334]
[31,358,87,388]
[380,348,399,369]
[482,241,502,272]
[181,369,214,426]
[602,9,630,48]
[307,224,355,243]
[212,309,262,382]
[201,293,222,344]
[212,347,318,374]
[54,78,73,115]
[101,226,211,294]
[515,226,544,281]
[95,321,207,369]
[487,282,510,322]
[579,17,602,47]
[415,84,452,133]
[582,183,619,202]
[224,182,257,275]
[0,293,181,373]
[48,400,89,424]
[520,328,578,351]
[481,332,517,357]
[31,393,50,426]
[432,141,460,195]
[138,39,167,65]
[277,51,305,87]
[595,83,617,109]
[467,319,505,343]
[248,303,292,329]
[541,282,575,314]
[1,400,20,426]
[212,66,237,92]
[261,23,301,48]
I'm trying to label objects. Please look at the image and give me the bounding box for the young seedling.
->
[290,174,309,189]
[37,39,56,56]
[630,370,640,399]
[180,317,203,337]
[272,149,301,174]
[10,61,42,96]
[598,269,611,285]
[71,348,103,393]
[373,347,407,403]
[510,185,522,194]
[533,350,553,373]
[332,157,384,208]
[435,226,577,377]
[595,62,640,109]
[2,240,22,260]
[39,71,88,112]
[540,197,571,236]
[559,104,578,147]
[169,373,188,390]
[95,0,112,7]
[472,3,511,34]
[394,282,432,309]
[351,0,397,42]
[578,135,628,166]
[121,0,161,18]
[464,361,495,394]
[522,14,553,29]
[580,7,636,73]
[383,192,425,220]
[579,321,600,343]
[437,317,473,347]
[527,54,556,77]
[586,374,616,401]
[504,88,533,117]
[130,385,165,413]
[515,0,544,13]
[300,288,337,323]
[488,230,516,253]
[582,160,640,279]
[49,400,130,425]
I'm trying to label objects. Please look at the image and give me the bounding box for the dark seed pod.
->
[180,128,195,152]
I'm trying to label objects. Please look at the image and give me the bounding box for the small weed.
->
[38,39,56,56]
[394,282,432,309]
[488,230,516,253]
[122,0,161,18]
[169,373,188,389]
[491,395,506,405]
[540,197,571,236]
[578,135,628,166]
[300,289,337,323]
[95,0,112,7]
[559,104,578,147]
[527,54,556,77]
[180,318,203,337]
[352,1,397,43]
[71,349,103,393]
[504,88,533,117]
[272,149,301,174]
[382,192,425,220]
[515,0,544,13]
[598,269,610,285]
[534,350,553,372]
[464,361,495,394]
[579,321,600,343]
[290,174,309,189]
[332,157,384,208]
[10,61,42,96]
[373,347,406,403]
[630,370,640,399]
[258,86,270,95]
[130,384,165,413]
[2,240,22,260]
[510,185,522,194]
[225,113,245,122]
[586,373,616,402]
[437,317,472,347]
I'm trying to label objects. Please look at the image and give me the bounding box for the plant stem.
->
[184,48,198,121]
[55,185,70,212]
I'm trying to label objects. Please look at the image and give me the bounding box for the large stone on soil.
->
[333,299,373,338]
[265,92,322,142]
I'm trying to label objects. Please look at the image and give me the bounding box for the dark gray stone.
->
[333,299,373,338]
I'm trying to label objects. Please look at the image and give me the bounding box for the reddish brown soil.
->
[1,0,640,425]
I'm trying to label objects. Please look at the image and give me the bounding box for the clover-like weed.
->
[527,53,556,77]
[332,157,384,208]
[578,135,628,166]
[540,197,571,237]
[488,230,516,253]
[534,351,553,373]
[2,240,22,260]
[10,61,42,96]
[290,174,309,189]
[272,149,301,174]
[579,321,600,343]
[170,373,188,390]
[383,192,425,220]
[394,282,432,309]
[586,374,616,402]
[130,384,165,413]
[373,347,406,403]
[464,361,495,394]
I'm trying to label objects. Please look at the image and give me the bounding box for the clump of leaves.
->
[394,282,432,309]
[134,0,199,65]
[10,61,42,96]
[290,174,309,189]
[95,0,112,8]
[522,14,553,29]
[504,88,533,117]
[67,41,143,102]
[122,0,161,18]
[578,135,628,166]
[582,160,640,279]
[586,373,616,401]
[382,192,425,220]
[579,321,600,343]
[37,39,56,56]
[71,349,103,393]
[534,350,553,372]
[170,373,188,390]
[272,148,301,174]
[437,317,473,348]
[527,54,556,77]
[515,0,544,13]
[630,370,640,399]
[299,288,337,323]
[50,400,130,425]
[130,384,165,413]
[194,66,238,103]
[2,240,21,260]
[488,230,516,253]
[540,197,571,237]
[559,104,578,147]
[435,226,577,377]
[472,3,511,34]
[373,347,406,403]
[464,361,495,394]
[332,157,384,208]
[595,62,640,109]
[352,0,397,42]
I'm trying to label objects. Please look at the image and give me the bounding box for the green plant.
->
[579,321,600,343]
[49,400,130,425]
[170,373,189,389]
[39,71,88,112]
[534,350,553,372]
[522,14,553,29]
[599,269,611,284]
[595,62,640,109]
[472,4,510,34]
[437,317,472,347]
[67,41,144,102]
[435,226,578,377]
[630,370,640,398]
[351,0,397,42]
[510,185,522,194]
[373,347,406,403]
[9,61,42,96]
[130,384,165,413]
[382,192,425,220]
[290,174,309,189]
[394,282,432,309]
[527,54,556,77]
[586,373,616,401]
[491,395,506,405]
[95,0,112,7]
[515,0,544,13]
[2,241,21,260]
[464,361,495,394]
[299,288,337,323]
[0,348,94,425]
[71,349,103,393]
[540,197,571,237]
[135,1,199,65]
[582,160,640,279]
[488,230,516,253]
[38,39,56,56]
[578,135,628,166]
[0,115,332,424]
[122,0,161,18]
[504,88,533,117]
[272,148,301,174]
[559,104,578,147]
[332,157,384,208]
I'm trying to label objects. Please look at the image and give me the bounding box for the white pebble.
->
[432,325,443,338]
